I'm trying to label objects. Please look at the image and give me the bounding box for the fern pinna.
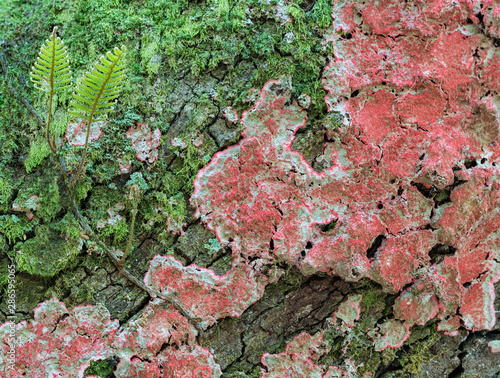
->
[69,45,126,188]
[30,27,72,154]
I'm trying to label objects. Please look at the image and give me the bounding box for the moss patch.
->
[10,213,82,277]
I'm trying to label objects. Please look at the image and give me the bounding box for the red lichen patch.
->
[394,286,439,326]
[370,231,436,292]
[350,89,397,146]
[378,186,433,234]
[332,294,363,328]
[223,106,239,123]
[0,297,222,377]
[191,77,319,266]
[260,331,332,377]
[12,194,39,220]
[436,170,499,246]
[166,215,186,236]
[427,256,463,319]
[158,346,221,378]
[66,118,105,146]
[437,315,461,337]
[319,0,500,339]
[171,137,187,149]
[193,366,213,378]
[301,214,385,281]
[0,299,119,377]
[96,202,125,229]
[115,345,221,378]
[460,263,500,331]
[112,299,209,377]
[127,122,161,163]
[368,320,411,352]
[144,255,268,329]
[112,299,196,359]
[482,1,500,39]
[192,55,500,340]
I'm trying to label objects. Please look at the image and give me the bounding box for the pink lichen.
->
[96,202,125,229]
[190,0,500,348]
[394,284,440,326]
[113,299,196,359]
[260,332,331,377]
[331,294,363,328]
[222,106,239,123]
[12,194,39,219]
[482,1,500,39]
[158,347,221,378]
[0,298,223,377]
[127,123,161,163]
[112,299,222,377]
[260,332,361,378]
[370,231,436,292]
[0,299,119,377]
[166,215,187,236]
[66,118,105,146]
[193,366,212,378]
[192,58,500,344]
[144,255,268,329]
[171,137,187,149]
[368,320,411,352]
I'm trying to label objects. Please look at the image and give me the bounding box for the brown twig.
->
[67,193,205,337]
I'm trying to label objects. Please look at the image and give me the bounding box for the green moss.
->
[10,213,82,277]
[360,288,385,314]
[321,324,382,375]
[84,357,117,378]
[0,261,9,290]
[85,185,131,245]
[141,33,161,76]
[126,171,149,191]
[0,214,33,244]
[0,170,15,212]
[143,191,186,233]
[398,324,440,375]
[24,138,51,174]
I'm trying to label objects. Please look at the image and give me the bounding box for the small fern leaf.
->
[30,27,72,93]
[70,46,126,121]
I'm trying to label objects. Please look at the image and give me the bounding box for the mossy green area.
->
[85,358,118,377]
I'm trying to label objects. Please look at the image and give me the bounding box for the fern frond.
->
[68,45,126,189]
[30,27,72,93]
[29,27,72,155]
[69,46,126,121]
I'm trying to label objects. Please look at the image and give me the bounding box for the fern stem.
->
[46,27,57,154]
[46,87,56,154]
[70,60,116,189]
[120,185,140,266]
